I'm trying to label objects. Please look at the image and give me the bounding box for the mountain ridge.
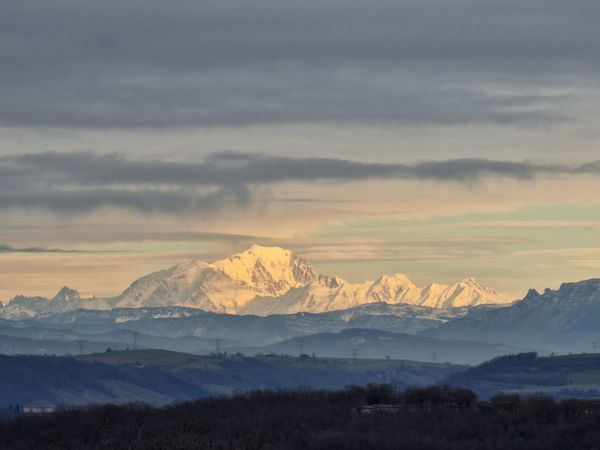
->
[423,278,600,351]
[112,245,515,314]
[0,245,516,318]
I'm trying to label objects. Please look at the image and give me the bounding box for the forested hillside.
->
[2,385,600,449]
[447,352,600,398]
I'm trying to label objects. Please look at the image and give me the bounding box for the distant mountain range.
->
[0,303,467,348]
[0,245,515,318]
[0,287,110,320]
[2,274,600,359]
[3,246,600,361]
[2,277,600,360]
[423,279,600,352]
[0,301,528,364]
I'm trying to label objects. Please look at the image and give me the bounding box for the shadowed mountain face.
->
[424,279,600,352]
[0,246,515,319]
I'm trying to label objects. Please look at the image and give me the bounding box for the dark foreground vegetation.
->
[2,385,600,449]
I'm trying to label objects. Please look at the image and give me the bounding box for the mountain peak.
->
[523,288,540,300]
[245,245,293,260]
[214,245,294,269]
[376,273,416,289]
[51,286,81,302]
[211,245,316,295]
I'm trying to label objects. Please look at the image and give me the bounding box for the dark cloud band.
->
[0,151,597,214]
[0,244,77,254]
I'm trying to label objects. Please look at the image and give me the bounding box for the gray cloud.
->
[0,151,598,214]
[0,244,78,253]
[0,0,596,129]
[0,186,251,214]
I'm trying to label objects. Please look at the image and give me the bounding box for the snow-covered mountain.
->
[0,286,109,320]
[111,245,515,314]
[111,246,318,313]
[0,245,516,318]
[240,274,514,315]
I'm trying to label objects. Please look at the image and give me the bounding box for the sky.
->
[2,0,600,299]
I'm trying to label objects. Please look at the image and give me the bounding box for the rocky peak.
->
[523,288,541,300]
[530,279,600,308]
[51,286,81,302]
[460,277,478,285]
[318,274,341,288]
[211,245,317,294]
[6,294,47,308]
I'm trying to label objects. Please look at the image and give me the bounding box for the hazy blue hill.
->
[0,350,463,407]
[17,303,466,347]
[424,279,600,352]
[0,353,207,406]
[0,304,486,362]
[0,322,219,355]
[238,328,524,365]
[0,334,132,356]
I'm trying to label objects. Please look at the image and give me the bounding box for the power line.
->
[132,332,139,350]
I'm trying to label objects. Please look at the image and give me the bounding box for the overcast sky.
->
[2,0,600,298]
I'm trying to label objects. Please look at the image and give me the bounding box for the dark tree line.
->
[2,385,600,449]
